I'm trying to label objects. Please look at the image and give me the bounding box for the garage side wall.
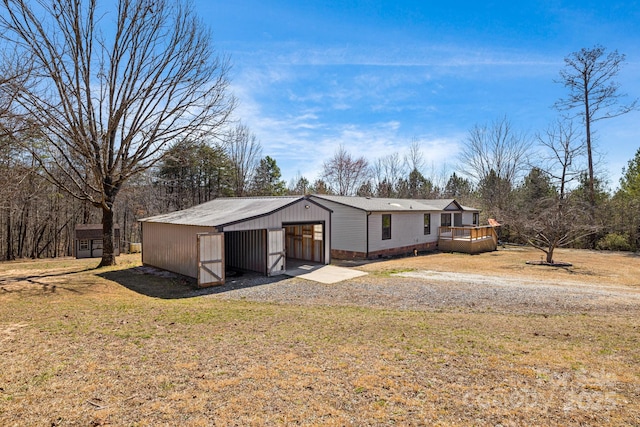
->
[142,222,215,278]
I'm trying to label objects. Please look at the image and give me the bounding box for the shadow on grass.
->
[99,267,289,300]
[0,265,99,295]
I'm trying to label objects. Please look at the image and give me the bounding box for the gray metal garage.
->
[139,196,332,287]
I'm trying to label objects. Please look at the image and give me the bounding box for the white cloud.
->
[225,37,638,190]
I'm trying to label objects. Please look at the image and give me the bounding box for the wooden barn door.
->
[267,228,286,276]
[197,232,225,287]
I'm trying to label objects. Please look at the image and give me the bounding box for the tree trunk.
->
[100,204,117,267]
[17,204,28,259]
[546,246,555,264]
[5,206,13,261]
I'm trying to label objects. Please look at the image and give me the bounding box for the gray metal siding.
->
[222,199,329,231]
[142,222,215,278]
[225,229,267,274]
[368,212,440,252]
[223,199,331,264]
[141,198,332,279]
[311,199,366,253]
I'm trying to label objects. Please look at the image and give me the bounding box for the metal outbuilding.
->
[139,196,331,287]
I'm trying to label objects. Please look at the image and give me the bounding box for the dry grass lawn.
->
[1,248,639,426]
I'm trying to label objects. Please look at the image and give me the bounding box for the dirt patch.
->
[0,322,29,343]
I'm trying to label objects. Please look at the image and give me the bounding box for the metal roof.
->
[75,224,120,239]
[139,196,309,227]
[309,195,478,212]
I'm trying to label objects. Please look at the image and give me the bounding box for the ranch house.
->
[309,194,497,259]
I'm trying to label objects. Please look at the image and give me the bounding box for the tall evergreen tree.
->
[619,147,640,199]
[250,156,287,196]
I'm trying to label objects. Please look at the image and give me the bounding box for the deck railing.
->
[438,225,498,253]
[439,225,497,241]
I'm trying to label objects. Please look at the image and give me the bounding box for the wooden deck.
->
[438,226,498,254]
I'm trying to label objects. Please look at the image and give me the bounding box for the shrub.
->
[596,233,632,251]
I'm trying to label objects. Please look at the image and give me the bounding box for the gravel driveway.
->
[208,268,640,315]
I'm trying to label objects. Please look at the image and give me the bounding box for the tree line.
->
[0,0,638,263]
[2,110,638,263]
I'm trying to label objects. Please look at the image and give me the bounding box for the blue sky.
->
[196,0,640,190]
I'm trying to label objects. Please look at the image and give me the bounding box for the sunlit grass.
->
[1,250,639,425]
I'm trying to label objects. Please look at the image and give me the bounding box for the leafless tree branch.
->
[0,0,235,265]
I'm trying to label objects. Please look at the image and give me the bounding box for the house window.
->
[424,214,431,235]
[382,214,391,240]
[473,213,480,226]
[441,213,452,227]
[79,239,89,251]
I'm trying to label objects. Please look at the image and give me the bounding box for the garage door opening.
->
[284,223,324,264]
[224,228,286,277]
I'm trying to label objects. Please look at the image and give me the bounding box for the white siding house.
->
[309,195,486,259]
[140,196,331,287]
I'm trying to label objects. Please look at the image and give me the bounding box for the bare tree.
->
[372,152,405,197]
[536,119,586,198]
[510,121,595,263]
[322,145,370,196]
[554,45,638,212]
[224,122,262,197]
[0,0,234,266]
[459,116,530,186]
[404,138,424,173]
[514,187,593,264]
[458,116,529,214]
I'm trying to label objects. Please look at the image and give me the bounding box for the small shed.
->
[75,224,120,259]
[139,196,332,287]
